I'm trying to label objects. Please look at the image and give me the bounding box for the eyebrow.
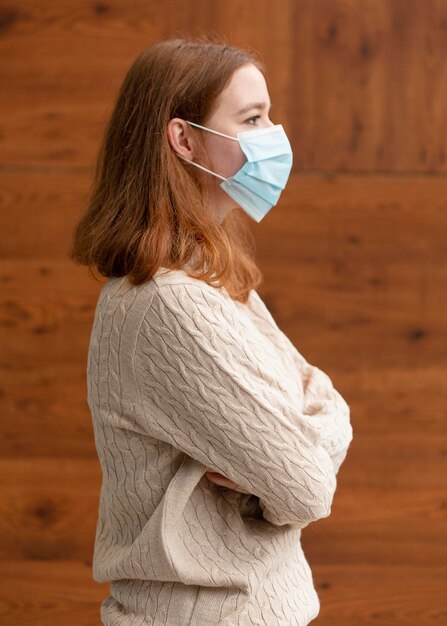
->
[236,101,272,115]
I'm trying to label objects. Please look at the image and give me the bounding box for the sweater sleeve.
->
[133,282,338,529]
[280,339,354,475]
[247,289,353,477]
[301,362,353,474]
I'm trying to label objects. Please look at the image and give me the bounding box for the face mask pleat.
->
[239,127,292,161]
[220,179,272,223]
[230,169,284,204]
[238,154,293,188]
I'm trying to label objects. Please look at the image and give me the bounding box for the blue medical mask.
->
[178,120,293,222]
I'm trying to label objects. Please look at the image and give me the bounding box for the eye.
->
[246,115,261,125]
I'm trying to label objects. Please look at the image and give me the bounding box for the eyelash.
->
[246,112,273,125]
[246,115,261,125]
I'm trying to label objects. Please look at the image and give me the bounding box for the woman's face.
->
[168,63,275,223]
[198,63,275,221]
[200,62,274,178]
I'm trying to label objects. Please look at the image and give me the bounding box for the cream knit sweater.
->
[87,267,353,626]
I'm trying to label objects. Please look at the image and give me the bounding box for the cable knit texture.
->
[87,267,353,626]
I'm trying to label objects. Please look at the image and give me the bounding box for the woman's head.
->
[69,35,270,302]
[167,62,275,224]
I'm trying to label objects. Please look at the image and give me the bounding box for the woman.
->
[71,35,353,626]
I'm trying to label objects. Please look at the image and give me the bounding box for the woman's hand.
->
[204,467,251,494]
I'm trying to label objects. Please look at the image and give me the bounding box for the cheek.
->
[214,142,246,179]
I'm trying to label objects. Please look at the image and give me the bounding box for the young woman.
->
[71,35,353,626]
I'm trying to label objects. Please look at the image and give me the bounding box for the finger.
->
[205,472,237,489]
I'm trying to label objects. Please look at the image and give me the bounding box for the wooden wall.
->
[1,1,446,624]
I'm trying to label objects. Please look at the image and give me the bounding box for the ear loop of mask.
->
[177,121,240,182]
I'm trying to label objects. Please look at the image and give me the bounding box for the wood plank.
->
[0,559,108,626]
[290,0,447,173]
[311,563,447,625]
[0,0,295,169]
[1,1,446,171]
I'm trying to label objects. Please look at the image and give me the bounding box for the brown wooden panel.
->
[311,563,447,625]
[1,1,446,171]
[0,170,93,259]
[291,0,447,173]
[305,486,447,568]
[0,459,101,560]
[0,0,295,169]
[0,559,108,626]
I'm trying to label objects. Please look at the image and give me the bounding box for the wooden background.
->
[1,1,446,624]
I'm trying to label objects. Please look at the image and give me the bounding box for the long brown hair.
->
[69,34,266,303]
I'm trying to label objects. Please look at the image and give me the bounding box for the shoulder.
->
[132,271,273,362]
[144,272,289,355]
[100,269,271,347]
[143,271,243,341]
[152,267,226,299]
[100,266,228,317]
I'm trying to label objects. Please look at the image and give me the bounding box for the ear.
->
[166,118,196,159]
